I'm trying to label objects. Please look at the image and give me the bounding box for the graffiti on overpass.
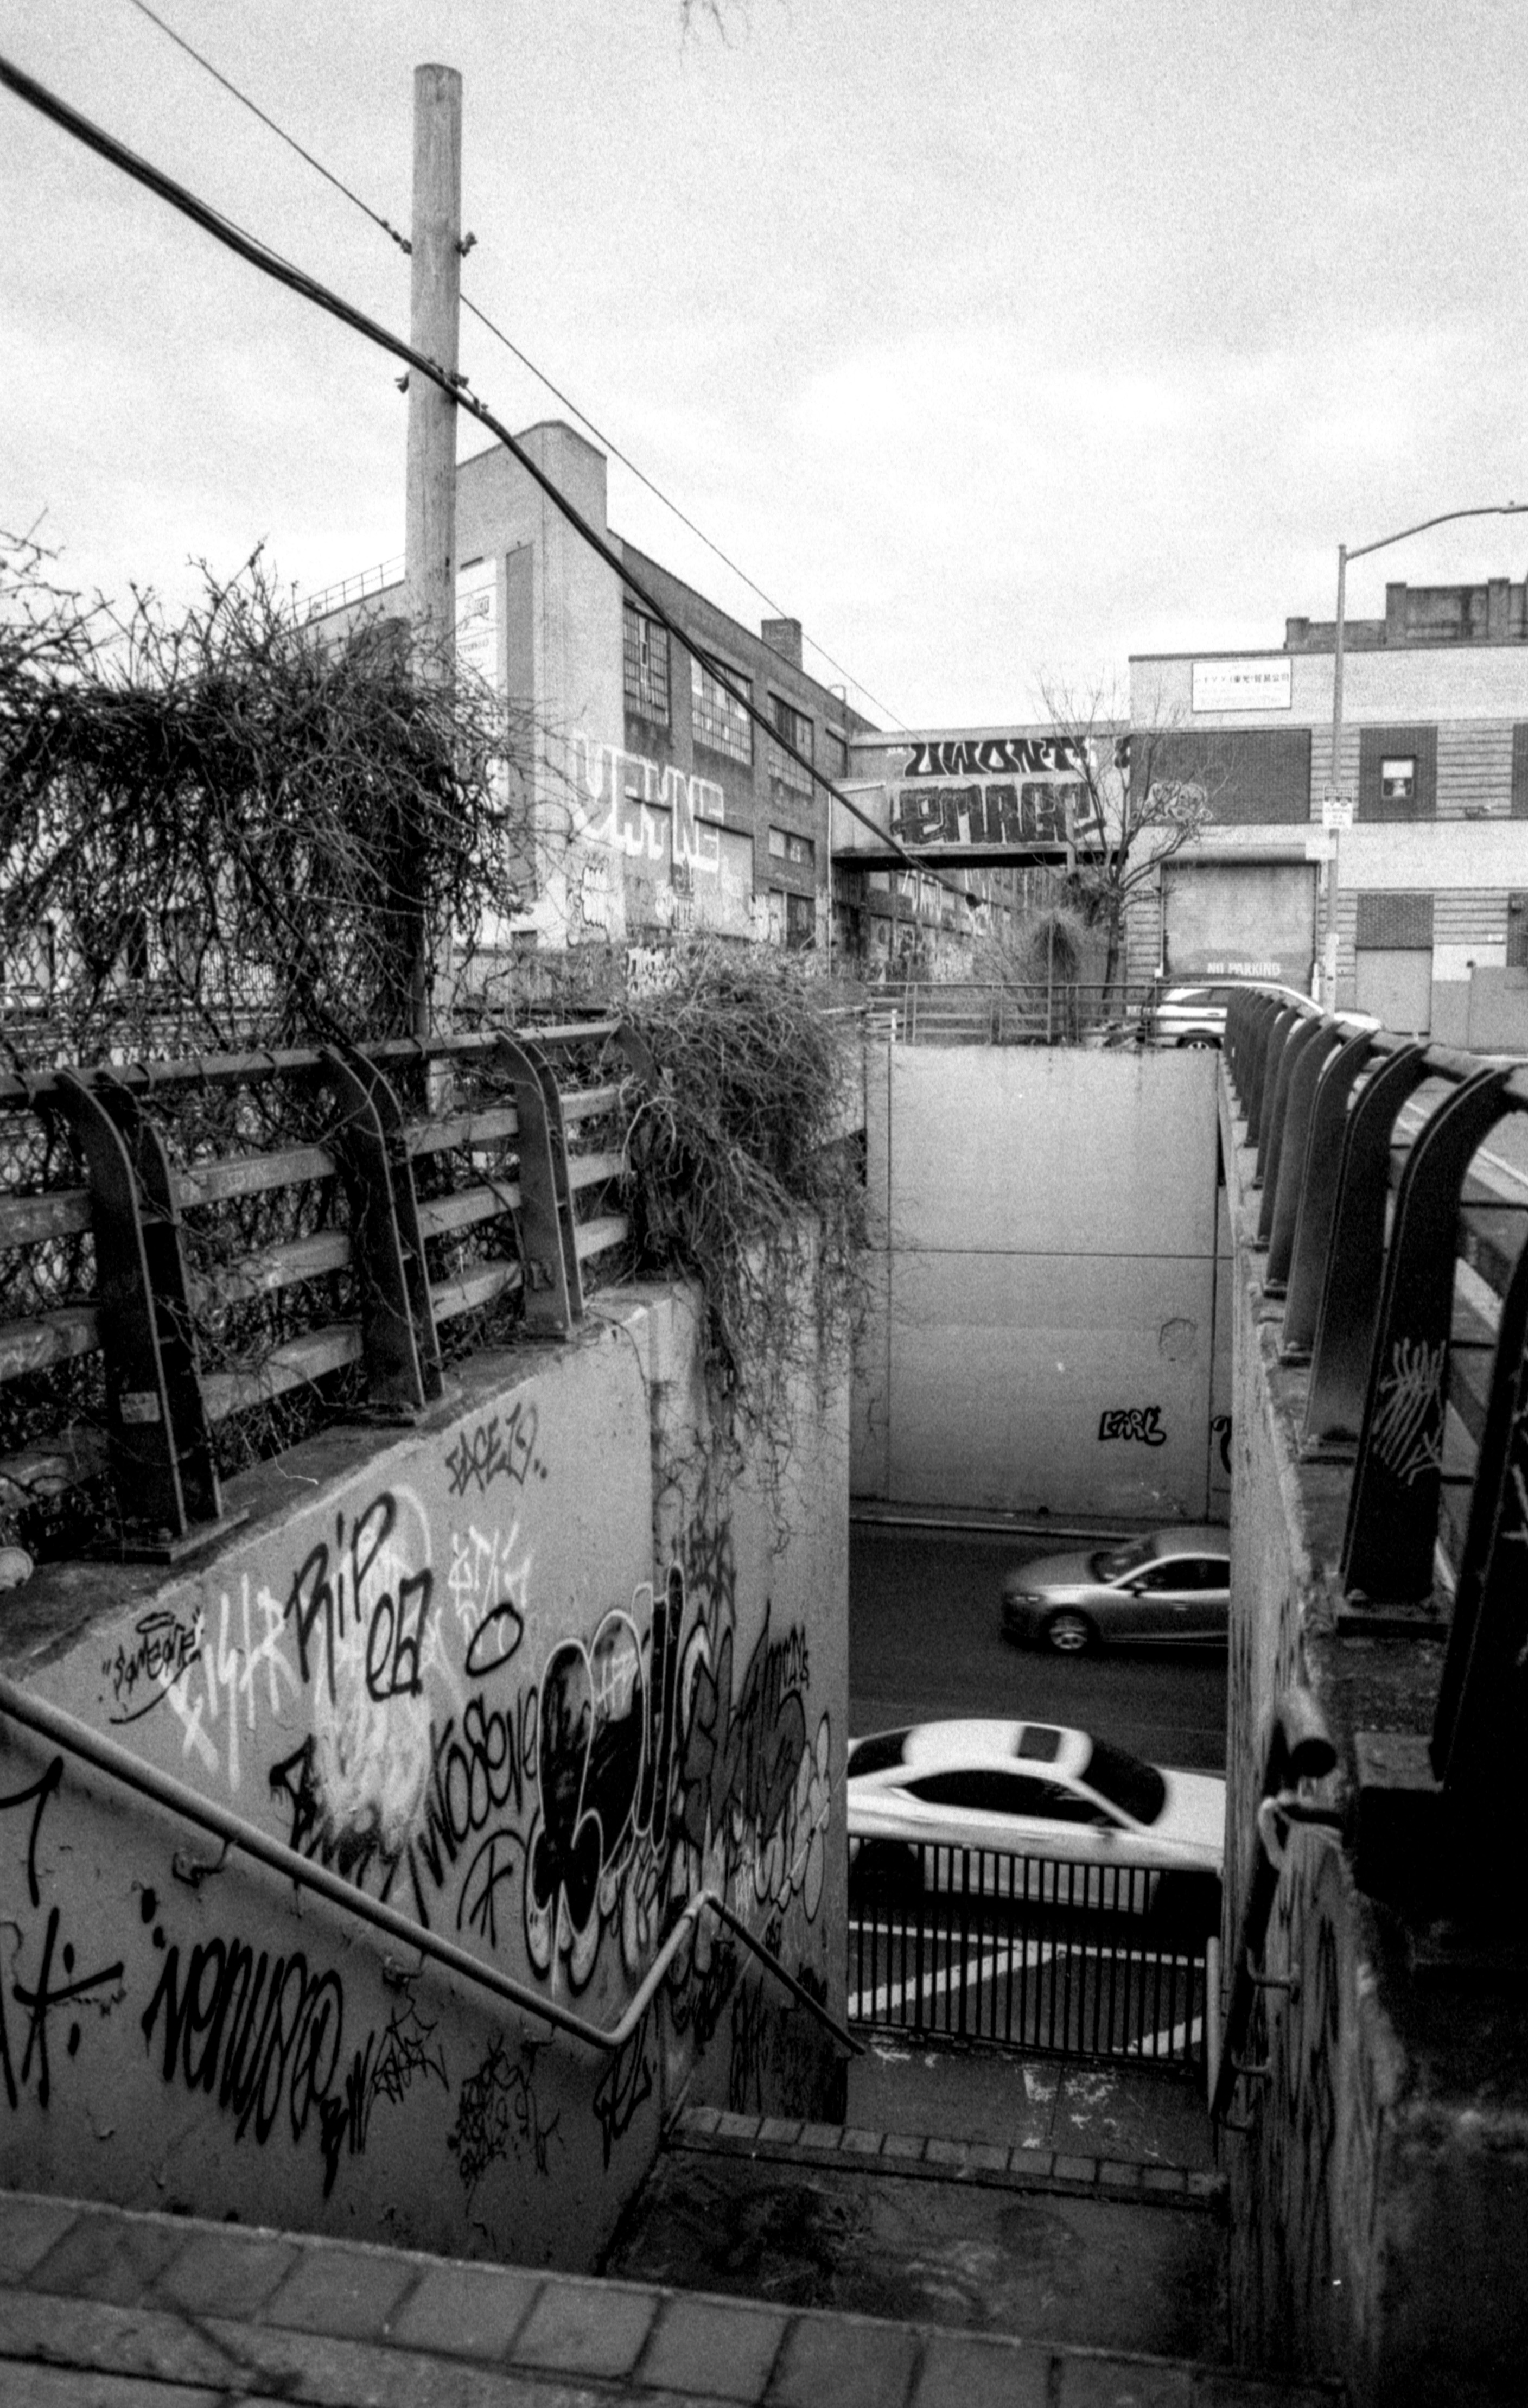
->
[0,1755,124,2111]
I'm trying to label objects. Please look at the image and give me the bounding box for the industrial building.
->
[1129,577,1528,1038]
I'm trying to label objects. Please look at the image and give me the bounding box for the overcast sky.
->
[4,1,1527,728]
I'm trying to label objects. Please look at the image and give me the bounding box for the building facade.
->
[316,422,873,983]
[1130,579,1528,1035]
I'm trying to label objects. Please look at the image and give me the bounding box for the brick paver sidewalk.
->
[0,2186,1341,2408]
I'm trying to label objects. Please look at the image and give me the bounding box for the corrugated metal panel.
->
[1358,725,1437,819]
[1355,891,1435,949]
[1433,889,1510,944]
[1435,721,1513,817]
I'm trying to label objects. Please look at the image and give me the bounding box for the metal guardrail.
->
[0,1021,642,1559]
[863,981,1151,1047]
[0,1673,860,2061]
[849,1843,1215,2075]
[1221,989,1528,1902]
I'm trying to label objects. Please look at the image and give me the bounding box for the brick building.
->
[314,421,873,977]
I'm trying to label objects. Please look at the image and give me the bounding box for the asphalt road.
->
[849,1523,1228,1774]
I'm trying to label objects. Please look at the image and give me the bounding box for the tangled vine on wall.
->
[619,944,866,1482]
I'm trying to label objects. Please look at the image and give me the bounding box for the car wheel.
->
[1044,1608,1095,1655]
[1179,1033,1220,1049]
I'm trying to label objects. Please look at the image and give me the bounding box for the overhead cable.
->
[117,0,908,730]
[0,53,957,897]
[121,0,412,255]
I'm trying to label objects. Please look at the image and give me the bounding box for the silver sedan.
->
[1000,1526,1230,1653]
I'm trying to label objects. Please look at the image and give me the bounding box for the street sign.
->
[1322,797,1355,829]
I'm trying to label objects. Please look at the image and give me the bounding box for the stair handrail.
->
[1210,1685,1341,2127]
[0,1674,861,2059]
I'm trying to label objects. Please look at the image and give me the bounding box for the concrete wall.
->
[1221,1077,1528,2407]
[0,1285,848,2269]
[854,1046,1224,1520]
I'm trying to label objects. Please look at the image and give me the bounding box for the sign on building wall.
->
[455,560,498,683]
[1190,658,1292,713]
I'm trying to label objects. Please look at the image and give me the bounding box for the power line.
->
[120,0,412,256]
[0,52,960,900]
[116,0,908,732]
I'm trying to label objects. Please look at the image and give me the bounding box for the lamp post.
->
[1320,501,1528,1005]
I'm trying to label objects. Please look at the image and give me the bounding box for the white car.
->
[1141,979,1314,1049]
[846,1719,1224,1913]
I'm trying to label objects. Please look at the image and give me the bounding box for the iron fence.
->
[857,981,1153,1048]
[848,1843,1215,2076]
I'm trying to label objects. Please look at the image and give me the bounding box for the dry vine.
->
[620,944,866,1485]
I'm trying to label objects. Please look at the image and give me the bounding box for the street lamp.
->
[1320,501,1528,1003]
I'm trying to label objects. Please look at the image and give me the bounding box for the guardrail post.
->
[494,1033,583,1331]
[320,1047,429,1413]
[1257,1014,1328,1251]
[1431,1231,1528,1817]
[47,1073,193,1549]
[1341,1066,1510,1603]
[346,1046,443,1402]
[1280,1029,1374,1358]
[1264,1020,1346,1291]
[1253,1006,1304,1180]
[1303,1043,1431,1450]
[93,1074,230,1533]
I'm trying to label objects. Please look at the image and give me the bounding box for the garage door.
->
[1163,862,1317,989]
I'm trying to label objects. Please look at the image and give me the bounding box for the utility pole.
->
[405,63,461,655]
[403,63,462,1038]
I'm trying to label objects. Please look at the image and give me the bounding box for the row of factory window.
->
[623,603,848,783]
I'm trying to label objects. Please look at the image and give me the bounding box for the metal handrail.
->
[1211,1688,1340,2129]
[0,1674,861,2060]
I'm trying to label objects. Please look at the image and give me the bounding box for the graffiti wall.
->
[0,1288,848,2268]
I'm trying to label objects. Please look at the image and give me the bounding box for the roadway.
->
[849,1523,1228,1774]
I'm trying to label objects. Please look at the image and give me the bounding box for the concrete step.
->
[672,2103,1226,2210]
[0,2184,1343,2408]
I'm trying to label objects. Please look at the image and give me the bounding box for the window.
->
[1380,757,1415,806]
[691,656,752,761]
[825,728,849,779]
[768,827,814,867]
[1358,725,1436,821]
[1147,1556,1228,1592]
[784,892,815,950]
[622,602,669,727]
[768,696,814,795]
[1508,894,1528,969]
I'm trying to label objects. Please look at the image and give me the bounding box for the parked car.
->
[1000,1525,1230,1653]
[1139,979,1313,1049]
[846,1718,1225,1909]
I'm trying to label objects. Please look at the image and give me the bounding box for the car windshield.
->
[1092,1537,1157,1579]
[1080,1737,1167,1825]
[846,1729,912,1778]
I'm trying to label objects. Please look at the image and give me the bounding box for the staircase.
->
[0,2181,1342,2408]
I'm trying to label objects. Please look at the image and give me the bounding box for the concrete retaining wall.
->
[854,1045,1225,1520]
[1222,1082,1528,2407]
[0,1283,848,2271]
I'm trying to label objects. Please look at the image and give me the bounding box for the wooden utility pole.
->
[403,64,461,1039]
[405,63,462,659]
